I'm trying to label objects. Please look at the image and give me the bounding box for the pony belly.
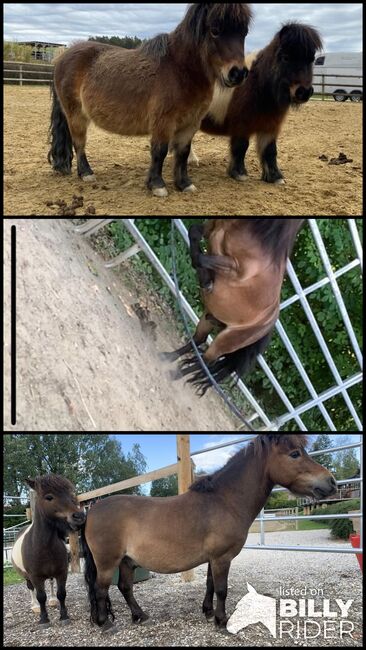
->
[11,524,33,578]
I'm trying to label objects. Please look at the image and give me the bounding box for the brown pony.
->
[11,475,86,628]
[80,434,337,633]
[194,23,323,184]
[48,4,252,198]
[164,219,304,394]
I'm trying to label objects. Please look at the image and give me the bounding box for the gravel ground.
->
[4,531,363,647]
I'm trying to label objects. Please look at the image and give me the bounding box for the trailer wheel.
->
[333,90,347,102]
[350,91,362,103]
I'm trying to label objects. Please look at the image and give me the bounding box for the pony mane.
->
[140,33,169,59]
[278,22,323,61]
[190,434,309,493]
[181,3,253,45]
[28,474,75,495]
[244,219,305,262]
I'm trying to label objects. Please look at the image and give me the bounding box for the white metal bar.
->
[280,259,361,310]
[245,545,363,554]
[286,260,362,430]
[348,219,363,272]
[255,513,362,522]
[309,219,363,369]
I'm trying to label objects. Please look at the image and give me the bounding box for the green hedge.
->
[109,219,362,431]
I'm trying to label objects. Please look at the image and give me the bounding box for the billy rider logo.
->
[227,584,355,640]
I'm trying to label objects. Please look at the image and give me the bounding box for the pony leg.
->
[202,563,215,622]
[118,558,149,624]
[257,133,285,184]
[228,136,250,182]
[162,312,216,363]
[94,567,116,633]
[27,579,41,614]
[32,577,51,628]
[203,327,247,364]
[66,110,95,182]
[210,557,231,628]
[56,571,70,625]
[147,142,169,197]
[49,578,58,607]
[172,137,197,193]
[188,223,213,290]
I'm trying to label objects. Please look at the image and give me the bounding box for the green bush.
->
[314,499,360,525]
[108,219,362,431]
[330,518,354,540]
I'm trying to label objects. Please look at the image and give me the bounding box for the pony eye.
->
[290,451,301,459]
[211,29,220,38]
[45,495,54,501]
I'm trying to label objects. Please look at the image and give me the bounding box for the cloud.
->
[3,3,363,52]
[194,436,248,473]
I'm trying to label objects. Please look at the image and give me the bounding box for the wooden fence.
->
[3,61,54,86]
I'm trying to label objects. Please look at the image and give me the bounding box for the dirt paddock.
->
[4,86,362,216]
[4,531,363,647]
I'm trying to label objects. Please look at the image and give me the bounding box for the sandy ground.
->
[4,530,363,646]
[4,86,363,216]
[3,218,238,431]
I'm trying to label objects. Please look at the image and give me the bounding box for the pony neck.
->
[31,504,61,545]
[170,28,214,86]
[216,444,274,526]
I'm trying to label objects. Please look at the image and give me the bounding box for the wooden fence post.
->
[177,434,194,582]
[69,532,80,573]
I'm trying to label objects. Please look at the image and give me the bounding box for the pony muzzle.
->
[290,84,314,104]
[222,65,248,88]
[312,475,337,500]
[67,510,86,530]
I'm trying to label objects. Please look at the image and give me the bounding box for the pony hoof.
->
[101,621,117,635]
[38,622,51,629]
[170,369,183,381]
[159,352,172,362]
[274,178,286,185]
[60,619,71,626]
[49,599,58,607]
[32,606,41,614]
[82,175,96,183]
[206,616,215,623]
[132,613,150,625]
[152,187,168,198]
[236,175,249,182]
[183,184,197,193]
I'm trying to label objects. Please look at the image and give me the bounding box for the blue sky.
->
[4,4,363,53]
[115,433,361,476]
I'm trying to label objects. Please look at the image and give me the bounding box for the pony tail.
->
[47,83,74,174]
[180,332,273,395]
[80,525,115,625]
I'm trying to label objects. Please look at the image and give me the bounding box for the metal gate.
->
[75,218,363,432]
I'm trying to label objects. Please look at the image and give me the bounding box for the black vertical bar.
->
[11,225,16,425]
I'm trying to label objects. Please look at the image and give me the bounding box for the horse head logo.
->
[227,583,277,638]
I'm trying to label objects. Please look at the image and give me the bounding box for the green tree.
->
[150,475,178,497]
[88,36,144,49]
[4,434,147,497]
[333,449,359,481]
[310,434,334,472]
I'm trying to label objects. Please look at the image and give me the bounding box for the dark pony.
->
[11,474,85,628]
[164,219,304,394]
[199,22,323,184]
[80,434,336,634]
[48,3,252,198]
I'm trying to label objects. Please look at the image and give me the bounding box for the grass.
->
[297,519,330,531]
[4,565,23,586]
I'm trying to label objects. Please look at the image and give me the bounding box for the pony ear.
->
[279,25,290,42]
[25,478,36,489]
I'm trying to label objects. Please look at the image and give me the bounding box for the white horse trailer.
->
[313,52,363,102]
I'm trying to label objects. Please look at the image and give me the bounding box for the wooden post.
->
[29,489,36,519]
[177,434,194,582]
[69,532,80,573]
